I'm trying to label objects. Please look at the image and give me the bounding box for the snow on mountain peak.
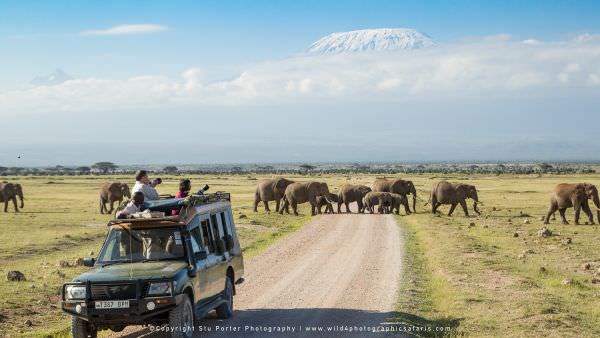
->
[306,28,434,55]
[30,69,73,86]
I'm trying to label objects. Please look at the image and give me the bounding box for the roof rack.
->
[109,191,231,225]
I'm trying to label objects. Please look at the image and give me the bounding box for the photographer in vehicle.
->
[131,170,161,201]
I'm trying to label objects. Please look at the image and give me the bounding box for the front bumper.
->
[61,281,184,327]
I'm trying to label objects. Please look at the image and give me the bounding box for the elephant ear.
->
[275,178,288,190]
[455,185,468,199]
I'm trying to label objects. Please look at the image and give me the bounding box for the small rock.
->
[6,271,26,282]
[562,237,572,244]
[24,319,32,327]
[492,206,497,211]
[523,219,530,224]
[539,267,547,273]
[239,214,247,219]
[582,263,592,270]
[513,232,519,237]
[523,249,535,255]
[469,222,475,227]
[538,227,552,237]
[508,218,513,223]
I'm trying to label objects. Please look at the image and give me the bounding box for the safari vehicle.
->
[61,192,244,338]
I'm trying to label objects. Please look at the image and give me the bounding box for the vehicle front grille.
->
[90,284,137,300]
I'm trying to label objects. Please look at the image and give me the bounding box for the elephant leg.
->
[99,199,104,214]
[12,197,19,212]
[253,195,260,212]
[545,203,557,224]
[337,200,342,213]
[4,200,8,212]
[574,205,581,225]
[275,199,281,213]
[582,202,594,224]
[292,201,299,216]
[448,203,457,216]
[460,200,469,217]
[558,208,569,225]
[263,201,271,212]
[108,200,115,213]
[279,198,288,214]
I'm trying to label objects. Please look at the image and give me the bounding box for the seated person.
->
[131,170,160,201]
[116,192,147,219]
[172,179,192,215]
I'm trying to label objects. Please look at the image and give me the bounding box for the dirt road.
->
[114,212,405,337]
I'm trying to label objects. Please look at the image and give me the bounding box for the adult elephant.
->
[362,191,393,214]
[337,184,371,213]
[544,183,600,225]
[280,181,332,216]
[429,181,480,216]
[253,178,294,212]
[0,182,24,212]
[372,178,417,213]
[100,182,131,214]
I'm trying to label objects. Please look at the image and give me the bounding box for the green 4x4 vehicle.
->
[61,192,244,338]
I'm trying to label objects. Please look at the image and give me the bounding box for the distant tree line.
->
[0,161,596,176]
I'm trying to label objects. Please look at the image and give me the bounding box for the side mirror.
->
[83,257,95,267]
[195,249,208,261]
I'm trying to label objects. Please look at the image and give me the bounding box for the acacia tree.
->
[92,162,118,174]
[163,166,178,174]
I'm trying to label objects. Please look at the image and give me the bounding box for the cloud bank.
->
[2,34,599,116]
[80,24,168,36]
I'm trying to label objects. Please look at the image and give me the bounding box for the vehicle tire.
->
[71,316,97,338]
[169,296,195,338]
[216,277,234,319]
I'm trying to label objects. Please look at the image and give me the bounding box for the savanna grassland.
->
[1,173,600,337]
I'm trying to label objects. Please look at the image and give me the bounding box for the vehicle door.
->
[207,213,228,295]
[195,215,223,300]
[188,217,213,304]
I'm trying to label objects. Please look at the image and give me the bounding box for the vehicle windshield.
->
[97,226,186,264]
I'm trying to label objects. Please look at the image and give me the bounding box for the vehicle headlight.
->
[147,282,172,296]
[65,285,86,300]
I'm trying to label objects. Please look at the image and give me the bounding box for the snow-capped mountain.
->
[306,28,434,55]
[30,69,72,86]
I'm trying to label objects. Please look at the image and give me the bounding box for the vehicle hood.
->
[73,261,189,282]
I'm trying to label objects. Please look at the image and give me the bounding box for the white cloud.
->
[80,24,167,36]
[2,34,600,116]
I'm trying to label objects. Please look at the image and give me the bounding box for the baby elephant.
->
[316,193,340,214]
[389,193,410,215]
[363,192,393,214]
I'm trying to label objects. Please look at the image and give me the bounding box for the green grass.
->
[394,173,600,337]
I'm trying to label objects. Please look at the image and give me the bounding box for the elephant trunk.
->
[591,192,600,221]
[411,187,417,212]
[472,192,481,215]
[19,195,24,208]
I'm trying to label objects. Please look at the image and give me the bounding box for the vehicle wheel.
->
[169,296,194,338]
[216,277,234,319]
[71,316,97,338]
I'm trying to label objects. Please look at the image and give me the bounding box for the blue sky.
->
[1,1,600,165]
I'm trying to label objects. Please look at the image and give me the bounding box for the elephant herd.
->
[254,177,433,216]
[1,177,598,226]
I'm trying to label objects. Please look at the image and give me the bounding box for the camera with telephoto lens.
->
[197,184,209,195]
[152,178,162,186]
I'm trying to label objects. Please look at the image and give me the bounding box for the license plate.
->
[95,300,130,309]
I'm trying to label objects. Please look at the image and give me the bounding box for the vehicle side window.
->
[200,219,215,253]
[210,214,221,243]
[220,212,231,239]
[190,227,202,253]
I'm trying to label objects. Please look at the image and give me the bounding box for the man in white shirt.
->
[131,170,160,201]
